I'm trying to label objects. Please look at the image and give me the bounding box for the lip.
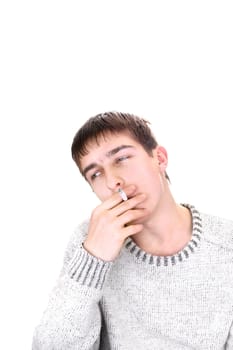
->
[127,188,138,199]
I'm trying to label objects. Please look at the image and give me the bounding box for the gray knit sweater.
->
[32,205,233,349]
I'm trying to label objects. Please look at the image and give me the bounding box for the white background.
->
[0,1,233,349]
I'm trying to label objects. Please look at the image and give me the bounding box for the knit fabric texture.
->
[32,205,233,349]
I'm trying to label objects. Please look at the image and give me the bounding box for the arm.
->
[33,186,147,349]
[32,224,112,350]
[225,319,233,349]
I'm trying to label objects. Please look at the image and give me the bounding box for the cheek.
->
[92,183,112,202]
[136,167,163,196]
[132,163,158,181]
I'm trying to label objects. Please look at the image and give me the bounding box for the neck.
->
[132,199,192,256]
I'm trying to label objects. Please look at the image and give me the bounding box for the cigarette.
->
[118,188,128,201]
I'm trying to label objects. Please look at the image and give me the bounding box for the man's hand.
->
[83,186,148,261]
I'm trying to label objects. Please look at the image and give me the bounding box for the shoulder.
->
[200,211,233,250]
[63,219,90,265]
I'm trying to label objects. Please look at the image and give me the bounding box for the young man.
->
[33,111,233,349]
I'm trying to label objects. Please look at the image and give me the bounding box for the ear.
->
[153,146,168,170]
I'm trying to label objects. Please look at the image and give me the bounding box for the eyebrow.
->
[82,144,135,178]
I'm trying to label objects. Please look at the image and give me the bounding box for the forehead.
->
[80,132,141,168]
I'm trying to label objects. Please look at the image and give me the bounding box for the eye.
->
[116,155,130,163]
[90,171,101,181]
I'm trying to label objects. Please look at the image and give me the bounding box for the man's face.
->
[80,132,168,213]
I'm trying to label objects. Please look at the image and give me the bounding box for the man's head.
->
[71,111,170,182]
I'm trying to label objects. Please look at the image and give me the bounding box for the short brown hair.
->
[71,111,170,181]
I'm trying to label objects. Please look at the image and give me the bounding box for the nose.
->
[105,171,124,192]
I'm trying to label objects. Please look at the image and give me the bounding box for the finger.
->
[122,223,144,239]
[118,208,149,228]
[112,193,146,217]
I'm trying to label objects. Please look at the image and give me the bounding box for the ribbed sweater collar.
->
[124,204,202,267]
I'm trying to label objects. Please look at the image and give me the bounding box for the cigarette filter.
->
[118,188,128,201]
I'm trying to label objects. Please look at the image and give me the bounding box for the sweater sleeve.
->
[226,319,233,349]
[32,223,113,350]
